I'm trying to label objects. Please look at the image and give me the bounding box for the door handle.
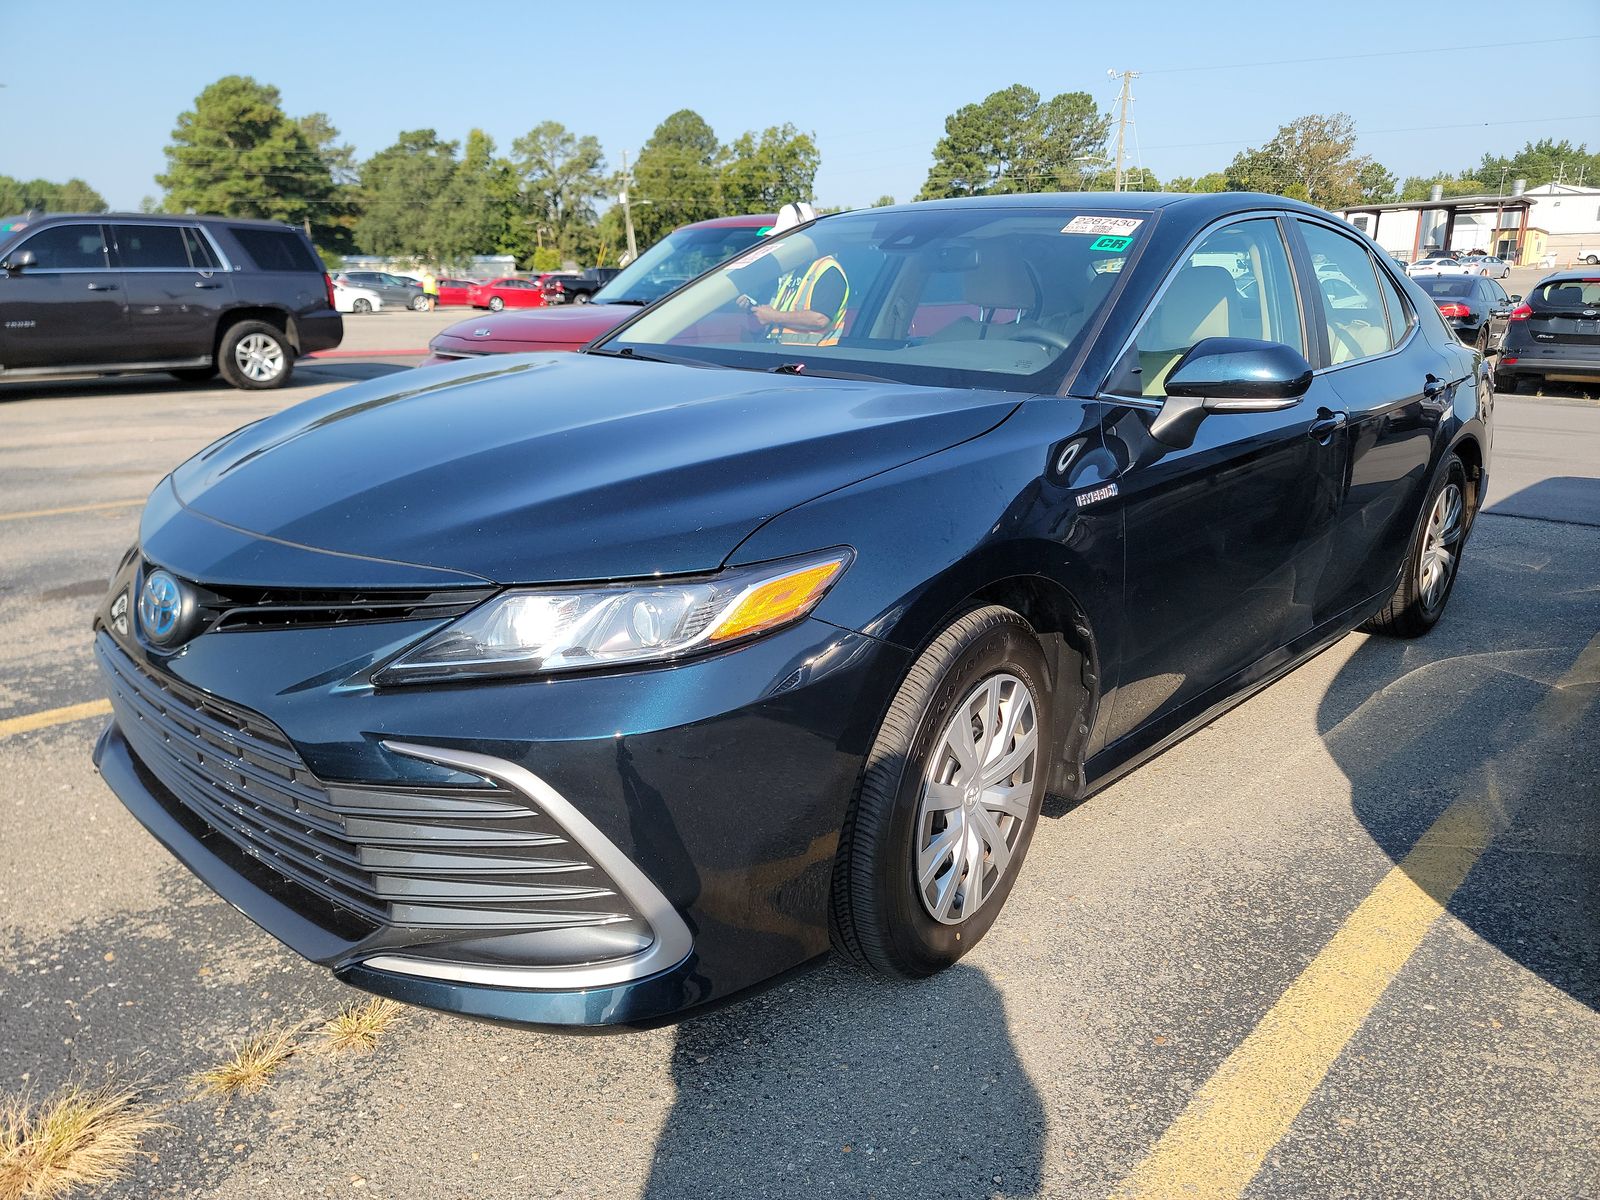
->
[86,282,118,292]
[1423,376,1448,400]
[193,281,221,289]
[1308,410,1347,442]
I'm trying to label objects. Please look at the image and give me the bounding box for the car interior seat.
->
[926,245,1041,342]
[1140,265,1237,396]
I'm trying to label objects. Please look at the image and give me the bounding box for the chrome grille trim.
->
[95,634,644,938]
[362,743,695,991]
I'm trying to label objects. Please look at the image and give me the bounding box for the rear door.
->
[0,222,128,368]
[1294,217,1450,620]
[111,222,233,361]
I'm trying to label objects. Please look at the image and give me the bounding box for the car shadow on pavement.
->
[1484,475,1600,527]
[1316,504,1599,1011]
[0,360,411,403]
[643,960,1045,1199]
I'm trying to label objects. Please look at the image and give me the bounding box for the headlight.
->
[374,550,851,684]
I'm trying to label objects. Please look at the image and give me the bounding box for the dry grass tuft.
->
[0,1082,163,1200]
[319,997,405,1054]
[191,1024,303,1098]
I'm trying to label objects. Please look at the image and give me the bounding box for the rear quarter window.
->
[229,227,320,273]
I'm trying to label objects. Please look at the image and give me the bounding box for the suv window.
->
[1299,222,1395,364]
[1110,218,1303,399]
[112,224,189,270]
[230,226,319,273]
[182,227,221,270]
[17,223,108,270]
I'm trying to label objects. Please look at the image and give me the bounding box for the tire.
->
[1474,327,1490,358]
[572,292,591,304]
[830,606,1053,977]
[488,296,505,312]
[216,320,293,391]
[411,295,429,312]
[352,298,372,314]
[1362,455,1469,638]
[169,365,218,383]
[1587,255,1599,266]
[1514,374,1542,395]
[1493,372,1515,393]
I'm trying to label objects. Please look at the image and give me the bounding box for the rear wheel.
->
[411,294,429,312]
[1363,455,1469,638]
[830,606,1052,977]
[1474,327,1490,357]
[572,292,591,304]
[217,320,292,390]
[488,296,505,312]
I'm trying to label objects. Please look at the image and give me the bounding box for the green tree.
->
[1165,171,1228,193]
[0,176,107,213]
[1225,113,1371,208]
[719,124,820,212]
[355,129,459,258]
[157,76,340,243]
[1475,139,1599,189]
[872,194,897,207]
[918,85,1110,199]
[507,122,608,266]
[631,109,724,246]
[432,129,515,266]
[1357,162,1398,203]
[1398,172,1486,202]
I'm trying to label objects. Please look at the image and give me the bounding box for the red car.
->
[467,276,547,311]
[425,215,775,363]
[436,278,475,307]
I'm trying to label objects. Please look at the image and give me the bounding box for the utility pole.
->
[618,150,638,263]
[1109,69,1140,192]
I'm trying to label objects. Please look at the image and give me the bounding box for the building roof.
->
[1338,194,1536,215]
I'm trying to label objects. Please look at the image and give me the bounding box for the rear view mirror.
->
[2,249,36,273]
[1151,337,1313,448]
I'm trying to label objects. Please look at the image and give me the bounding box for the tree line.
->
[12,75,1593,266]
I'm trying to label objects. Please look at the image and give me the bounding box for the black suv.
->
[0,213,342,390]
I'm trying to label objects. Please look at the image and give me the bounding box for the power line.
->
[1140,34,1598,74]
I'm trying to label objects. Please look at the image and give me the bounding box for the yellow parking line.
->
[0,499,142,523]
[1111,632,1600,1200]
[0,699,112,739]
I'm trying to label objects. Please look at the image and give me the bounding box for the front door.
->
[111,223,233,361]
[0,223,128,369]
[1097,215,1348,745]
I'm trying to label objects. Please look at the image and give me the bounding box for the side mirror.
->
[2,249,36,273]
[1150,338,1313,449]
[1509,294,1522,303]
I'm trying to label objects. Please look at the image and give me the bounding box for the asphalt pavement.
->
[1,363,1596,1199]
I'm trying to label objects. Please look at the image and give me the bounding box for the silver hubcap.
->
[1419,482,1464,610]
[914,672,1038,925]
[234,333,284,382]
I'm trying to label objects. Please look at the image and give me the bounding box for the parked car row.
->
[1407,253,1512,279]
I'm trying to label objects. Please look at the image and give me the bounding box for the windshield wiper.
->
[604,298,650,306]
[770,362,895,384]
[584,346,709,368]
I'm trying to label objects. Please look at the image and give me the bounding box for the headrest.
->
[963,245,1039,311]
[1152,265,1235,348]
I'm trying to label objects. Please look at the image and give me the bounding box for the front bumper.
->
[92,605,904,1029]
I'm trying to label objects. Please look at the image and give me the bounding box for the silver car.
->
[1458,254,1512,279]
[334,271,428,311]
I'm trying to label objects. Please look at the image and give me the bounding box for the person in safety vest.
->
[736,255,849,346]
[420,269,439,312]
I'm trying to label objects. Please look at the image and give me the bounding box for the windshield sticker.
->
[725,242,777,270]
[1062,216,1143,237]
[1090,235,1134,252]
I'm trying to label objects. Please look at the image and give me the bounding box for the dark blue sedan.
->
[93,193,1490,1028]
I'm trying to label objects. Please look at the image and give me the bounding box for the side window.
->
[17,224,108,270]
[1109,218,1303,399]
[112,224,188,270]
[1374,262,1411,345]
[229,227,319,273]
[1298,222,1394,364]
[182,227,221,270]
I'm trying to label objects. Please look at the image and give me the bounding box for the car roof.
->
[5,211,302,231]
[1537,270,1600,284]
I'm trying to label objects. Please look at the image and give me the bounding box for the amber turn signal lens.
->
[708,559,847,643]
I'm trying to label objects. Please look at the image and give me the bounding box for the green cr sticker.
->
[1090,235,1133,252]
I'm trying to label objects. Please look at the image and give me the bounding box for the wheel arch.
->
[213,306,297,358]
[1450,429,1487,520]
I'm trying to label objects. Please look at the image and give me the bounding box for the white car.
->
[1458,254,1511,279]
[333,282,384,314]
[1407,256,1470,278]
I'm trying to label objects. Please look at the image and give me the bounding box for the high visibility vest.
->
[768,256,848,346]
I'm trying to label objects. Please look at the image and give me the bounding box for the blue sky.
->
[4,0,1597,210]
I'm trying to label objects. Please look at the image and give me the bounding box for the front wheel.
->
[411,295,430,312]
[830,606,1052,977]
[488,296,505,312]
[1363,455,1469,638]
[572,292,591,304]
[352,298,372,314]
[217,320,292,390]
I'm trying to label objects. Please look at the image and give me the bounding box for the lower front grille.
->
[95,633,648,952]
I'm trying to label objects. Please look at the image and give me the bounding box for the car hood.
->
[434,304,626,351]
[169,353,1021,585]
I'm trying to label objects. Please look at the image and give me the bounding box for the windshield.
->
[593,224,769,306]
[1419,278,1474,298]
[596,207,1144,392]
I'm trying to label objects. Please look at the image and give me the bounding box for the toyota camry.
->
[93,193,1490,1029]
